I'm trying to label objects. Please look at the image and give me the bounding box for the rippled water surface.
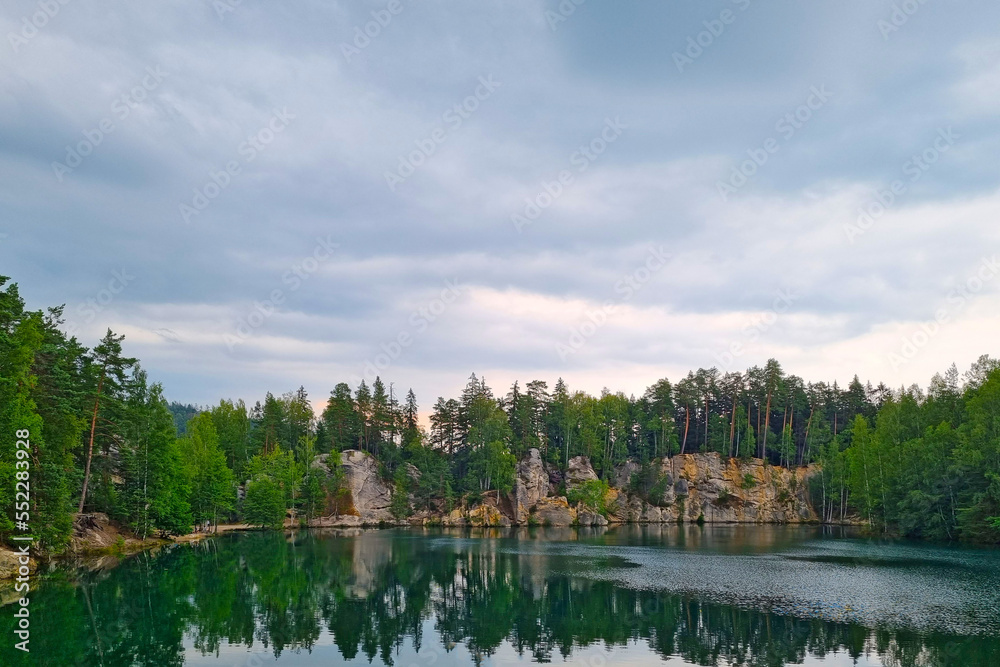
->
[3,525,1000,666]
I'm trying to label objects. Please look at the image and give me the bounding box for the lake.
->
[3,525,1000,666]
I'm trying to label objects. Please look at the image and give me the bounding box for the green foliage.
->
[210,398,251,478]
[567,479,611,516]
[5,270,1000,545]
[177,413,235,526]
[119,373,192,537]
[741,473,757,490]
[300,467,328,522]
[245,446,302,510]
[390,467,411,520]
[0,280,44,540]
[629,463,672,506]
[167,402,200,435]
[243,478,286,529]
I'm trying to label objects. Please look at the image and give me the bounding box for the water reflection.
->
[2,527,998,666]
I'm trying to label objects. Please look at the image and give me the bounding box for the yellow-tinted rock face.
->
[467,504,510,527]
[668,453,818,524]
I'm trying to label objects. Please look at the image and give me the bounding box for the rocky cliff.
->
[310,449,395,526]
[309,448,818,528]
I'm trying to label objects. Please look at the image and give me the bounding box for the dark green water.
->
[3,525,1000,666]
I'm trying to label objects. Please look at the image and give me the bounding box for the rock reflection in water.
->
[1,526,998,666]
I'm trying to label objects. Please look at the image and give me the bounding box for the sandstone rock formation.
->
[314,450,394,524]
[312,449,817,528]
[576,510,608,526]
[468,504,511,527]
[531,497,576,526]
[565,456,599,488]
[611,460,640,489]
[507,452,817,526]
[512,448,549,523]
[669,453,817,524]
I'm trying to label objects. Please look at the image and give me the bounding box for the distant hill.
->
[167,402,201,435]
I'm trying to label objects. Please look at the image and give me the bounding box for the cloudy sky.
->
[2,0,999,410]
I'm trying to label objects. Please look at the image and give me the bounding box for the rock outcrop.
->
[507,452,818,526]
[313,450,394,524]
[312,449,818,528]
[611,460,640,489]
[532,497,576,526]
[0,548,32,581]
[565,456,599,488]
[664,453,817,523]
[468,504,511,527]
[512,448,549,523]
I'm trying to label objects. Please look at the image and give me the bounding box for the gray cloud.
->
[2,0,999,406]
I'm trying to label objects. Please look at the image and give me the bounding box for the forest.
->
[2,274,1000,553]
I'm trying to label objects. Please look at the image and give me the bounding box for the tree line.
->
[2,275,999,551]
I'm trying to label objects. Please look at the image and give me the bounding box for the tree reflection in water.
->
[2,528,997,666]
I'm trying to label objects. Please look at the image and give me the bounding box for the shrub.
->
[629,463,672,506]
[567,479,611,516]
[741,473,757,490]
[243,479,286,529]
[391,467,412,519]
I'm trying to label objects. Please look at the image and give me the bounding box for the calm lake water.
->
[3,525,1000,666]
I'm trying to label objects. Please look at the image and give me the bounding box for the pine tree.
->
[79,328,137,513]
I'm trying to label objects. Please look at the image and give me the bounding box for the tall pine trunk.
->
[761,391,772,459]
[680,405,690,455]
[728,395,737,458]
[78,372,105,513]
